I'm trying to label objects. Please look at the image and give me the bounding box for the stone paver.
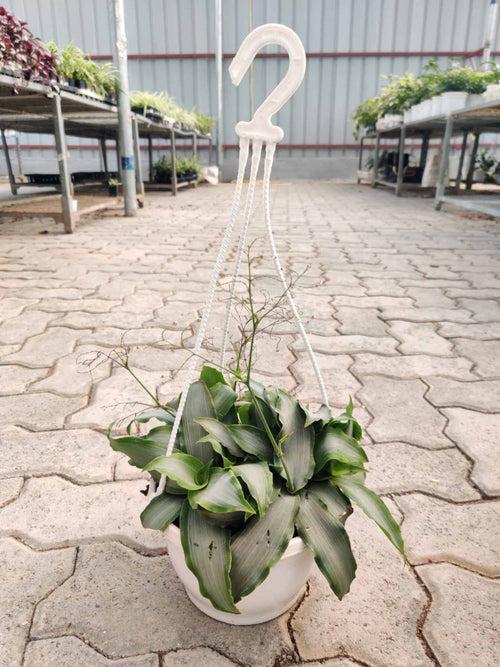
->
[389,321,453,355]
[31,542,294,667]
[0,425,114,483]
[291,511,431,667]
[365,442,479,501]
[352,353,474,380]
[359,376,450,448]
[0,477,168,553]
[24,637,159,666]
[0,182,498,666]
[1,537,75,667]
[417,564,500,667]
[397,494,500,576]
[443,408,500,495]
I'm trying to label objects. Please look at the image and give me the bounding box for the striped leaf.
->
[188,468,255,515]
[314,427,368,474]
[273,389,315,492]
[233,462,273,517]
[209,382,237,419]
[195,417,244,458]
[295,492,357,600]
[108,432,166,479]
[227,424,274,460]
[307,481,352,523]
[140,493,183,530]
[144,452,209,491]
[336,477,404,554]
[181,381,217,463]
[180,502,239,613]
[230,493,299,601]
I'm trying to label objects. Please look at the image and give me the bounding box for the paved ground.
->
[0,181,499,667]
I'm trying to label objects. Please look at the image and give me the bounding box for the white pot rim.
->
[165,523,308,559]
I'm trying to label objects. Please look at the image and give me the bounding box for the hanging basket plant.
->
[105,23,404,626]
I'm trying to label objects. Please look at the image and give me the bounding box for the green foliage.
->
[153,155,201,180]
[48,42,116,97]
[109,363,404,613]
[475,148,497,181]
[129,90,213,133]
[353,59,489,137]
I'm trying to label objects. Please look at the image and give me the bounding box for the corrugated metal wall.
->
[1,0,499,178]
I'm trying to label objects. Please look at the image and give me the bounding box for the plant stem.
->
[122,361,161,407]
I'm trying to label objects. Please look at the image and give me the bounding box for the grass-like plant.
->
[107,254,404,614]
[47,42,116,98]
[154,155,201,182]
[129,90,213,134]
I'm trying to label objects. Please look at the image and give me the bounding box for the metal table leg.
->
[148,136,153,183]
[100,137,109,182]
[1,129,18,195]
[51,95,75,233]
[454,129,469,194]
[132,116,144,205]
[372,132,380,187]
[435,115,454,210]
[170,128,178,196]
[357,136,365,184]
[396,125,406,197]
[466,132,480,191]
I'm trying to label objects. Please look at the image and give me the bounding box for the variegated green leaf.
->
[144,452,209,491]
[209,382,237,419]
[108,432,166,479]
[314,427,368,473]
[181,381,217,463]
[233,462,273,517]
[307,481,352,523]
[140,493,183,530]
[142,424,172,446]
[200,365,226,388]
[336,478,404,554]
[195,417,244,458]
[303,403,332,428]
[227,424,273,460]
[188,468,255,514]
[127,407,175,433]
[295,492,356,600]
[180,502,239,613]
[273,389,315,493]
[230,493,299,601]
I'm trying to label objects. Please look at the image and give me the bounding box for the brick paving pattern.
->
[0,181,499,666]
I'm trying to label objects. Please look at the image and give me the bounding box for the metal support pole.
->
[132,116,144,205]
[215,0,223,175]
[100,138,109,181]
[357,136,365,183]
[371,132,380,187]
[466,132,480,190]
[148,136,153,183]
[112,0,137,216]
[419,132,430,170]
[51,95,75,233]
[484,0,498,68]
[170,127,178,196]
[115,137,121,176]
[396,125,406,196]
[192,133,197,158]
[454,130,469,194]
[1,129,18,195]
[14,132,24,181]
[435,116,454,210]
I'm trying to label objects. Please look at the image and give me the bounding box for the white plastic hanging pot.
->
[419,99,432,119]
[483,83,500,101]
[430,95,443,116]
[165,525,314,624]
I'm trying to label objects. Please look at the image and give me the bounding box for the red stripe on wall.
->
[89,48,493,61]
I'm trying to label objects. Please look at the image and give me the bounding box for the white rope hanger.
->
[153,24,328,497]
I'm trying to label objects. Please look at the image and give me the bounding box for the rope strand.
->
[262,142,329,407]
[152,138,250,497]
[220,139,262,368]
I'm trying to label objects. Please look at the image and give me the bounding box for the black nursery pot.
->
[108,185,118,197]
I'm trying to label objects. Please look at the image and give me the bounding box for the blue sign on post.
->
[121,156,134,171]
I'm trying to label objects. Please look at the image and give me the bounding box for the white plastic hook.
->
[229,23,306,144]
